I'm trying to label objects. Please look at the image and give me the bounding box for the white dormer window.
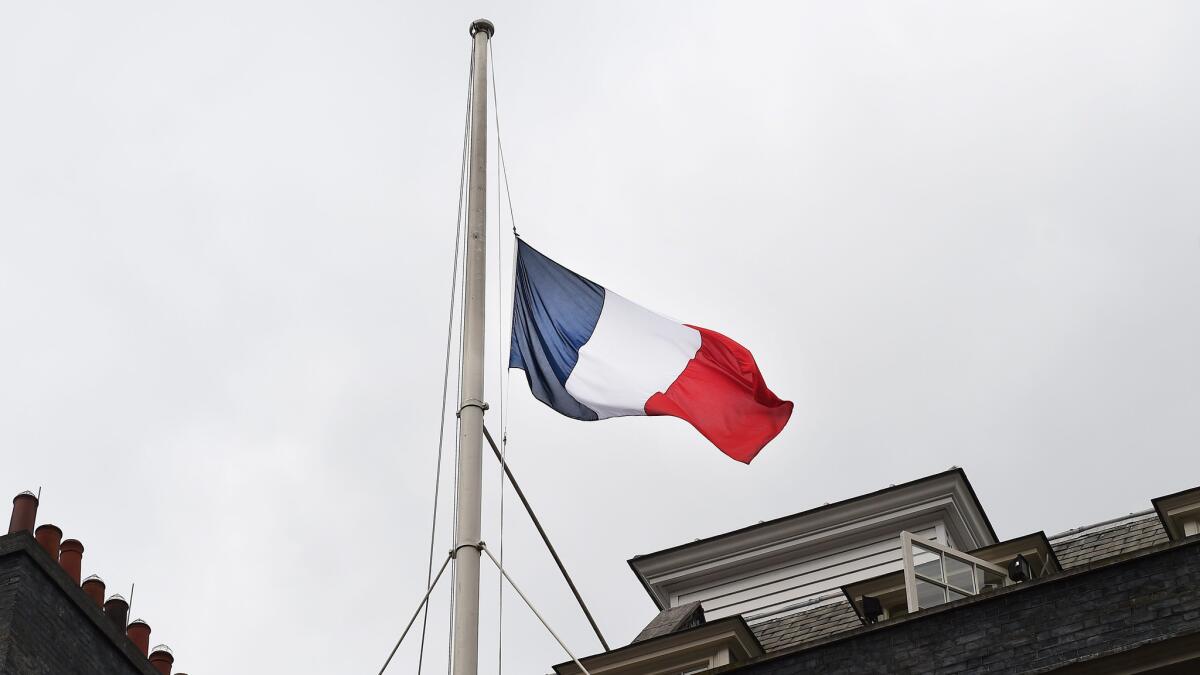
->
[1154,486,1200,542]
[900,531,1009,613]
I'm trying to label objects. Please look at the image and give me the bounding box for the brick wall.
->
[726,539,1200,674]
[0,533,159,675]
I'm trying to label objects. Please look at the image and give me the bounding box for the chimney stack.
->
[103,594,129,632]
[126,619,151,656]
[9,491,187,668]
[82,575,106,606]
[58,538,84,584]
[8,491,38,534]
[34,524,62,561]
[148,645,174,675]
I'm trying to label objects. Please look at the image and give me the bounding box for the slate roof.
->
[632,601,705,643]
[628,511,1173,657]
[749,599,862,652]
[1048,511,1168,569]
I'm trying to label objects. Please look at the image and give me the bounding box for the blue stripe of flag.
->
[508,239,605,421]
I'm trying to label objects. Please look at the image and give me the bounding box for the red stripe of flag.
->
[645,325,793,463]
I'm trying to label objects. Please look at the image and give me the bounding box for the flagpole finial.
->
[470,19,495,38]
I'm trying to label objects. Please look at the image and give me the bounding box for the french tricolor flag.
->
[509,240,793,463]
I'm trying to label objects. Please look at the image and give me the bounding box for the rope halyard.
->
[416,36,476,675]
[489,40,520,238]
[489,37,520,675]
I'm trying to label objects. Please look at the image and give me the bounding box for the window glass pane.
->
[914,577,947,609]
[913,547,943,582]
[945,556,974,593]
[977,568,1005,593]
[948,588,969,602]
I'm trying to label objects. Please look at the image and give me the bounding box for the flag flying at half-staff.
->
[509,239,793,464]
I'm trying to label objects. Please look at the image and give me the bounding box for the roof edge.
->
[552,614,763,674]
[0,532,162,675]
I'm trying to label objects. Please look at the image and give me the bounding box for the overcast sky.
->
[2,2,1199,673]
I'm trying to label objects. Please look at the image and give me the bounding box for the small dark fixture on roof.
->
[861,595,883,624]
[1008,554,1031,582]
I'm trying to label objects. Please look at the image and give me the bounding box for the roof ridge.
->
[1048,509,1157,543]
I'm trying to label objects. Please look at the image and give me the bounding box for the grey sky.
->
[2,2,1198,673]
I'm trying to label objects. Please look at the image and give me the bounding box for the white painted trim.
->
[901,531,919,614]
[552,618,762,675]
[901,531,1008,613]
[682,526,938,610]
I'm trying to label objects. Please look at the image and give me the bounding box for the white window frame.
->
[1184,517,1200,538]
[900,531,1009,613]
[1162,505,1200,540]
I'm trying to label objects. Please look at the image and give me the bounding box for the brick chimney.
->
[148,645,174,675]
[58,538,84,584]
[8,491,38,534]
[34,523,62,561]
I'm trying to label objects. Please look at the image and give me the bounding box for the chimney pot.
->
[58,538,84,584]
[8,491,38,534]
[148,644,174,675]
[82,574,106,606]
[103,594,129,633]
[34,523,62,561]
[126,618,152,656]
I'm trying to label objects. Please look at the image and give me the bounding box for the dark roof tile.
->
[631,601,705,643]
[1049,513,1167,569]
[750,600,862,652]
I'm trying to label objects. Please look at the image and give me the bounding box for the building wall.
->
[0,535,158,675]
[678,524,942,623]
[725,539,1200,674]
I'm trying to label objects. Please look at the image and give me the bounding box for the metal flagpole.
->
[452,17,494,675]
